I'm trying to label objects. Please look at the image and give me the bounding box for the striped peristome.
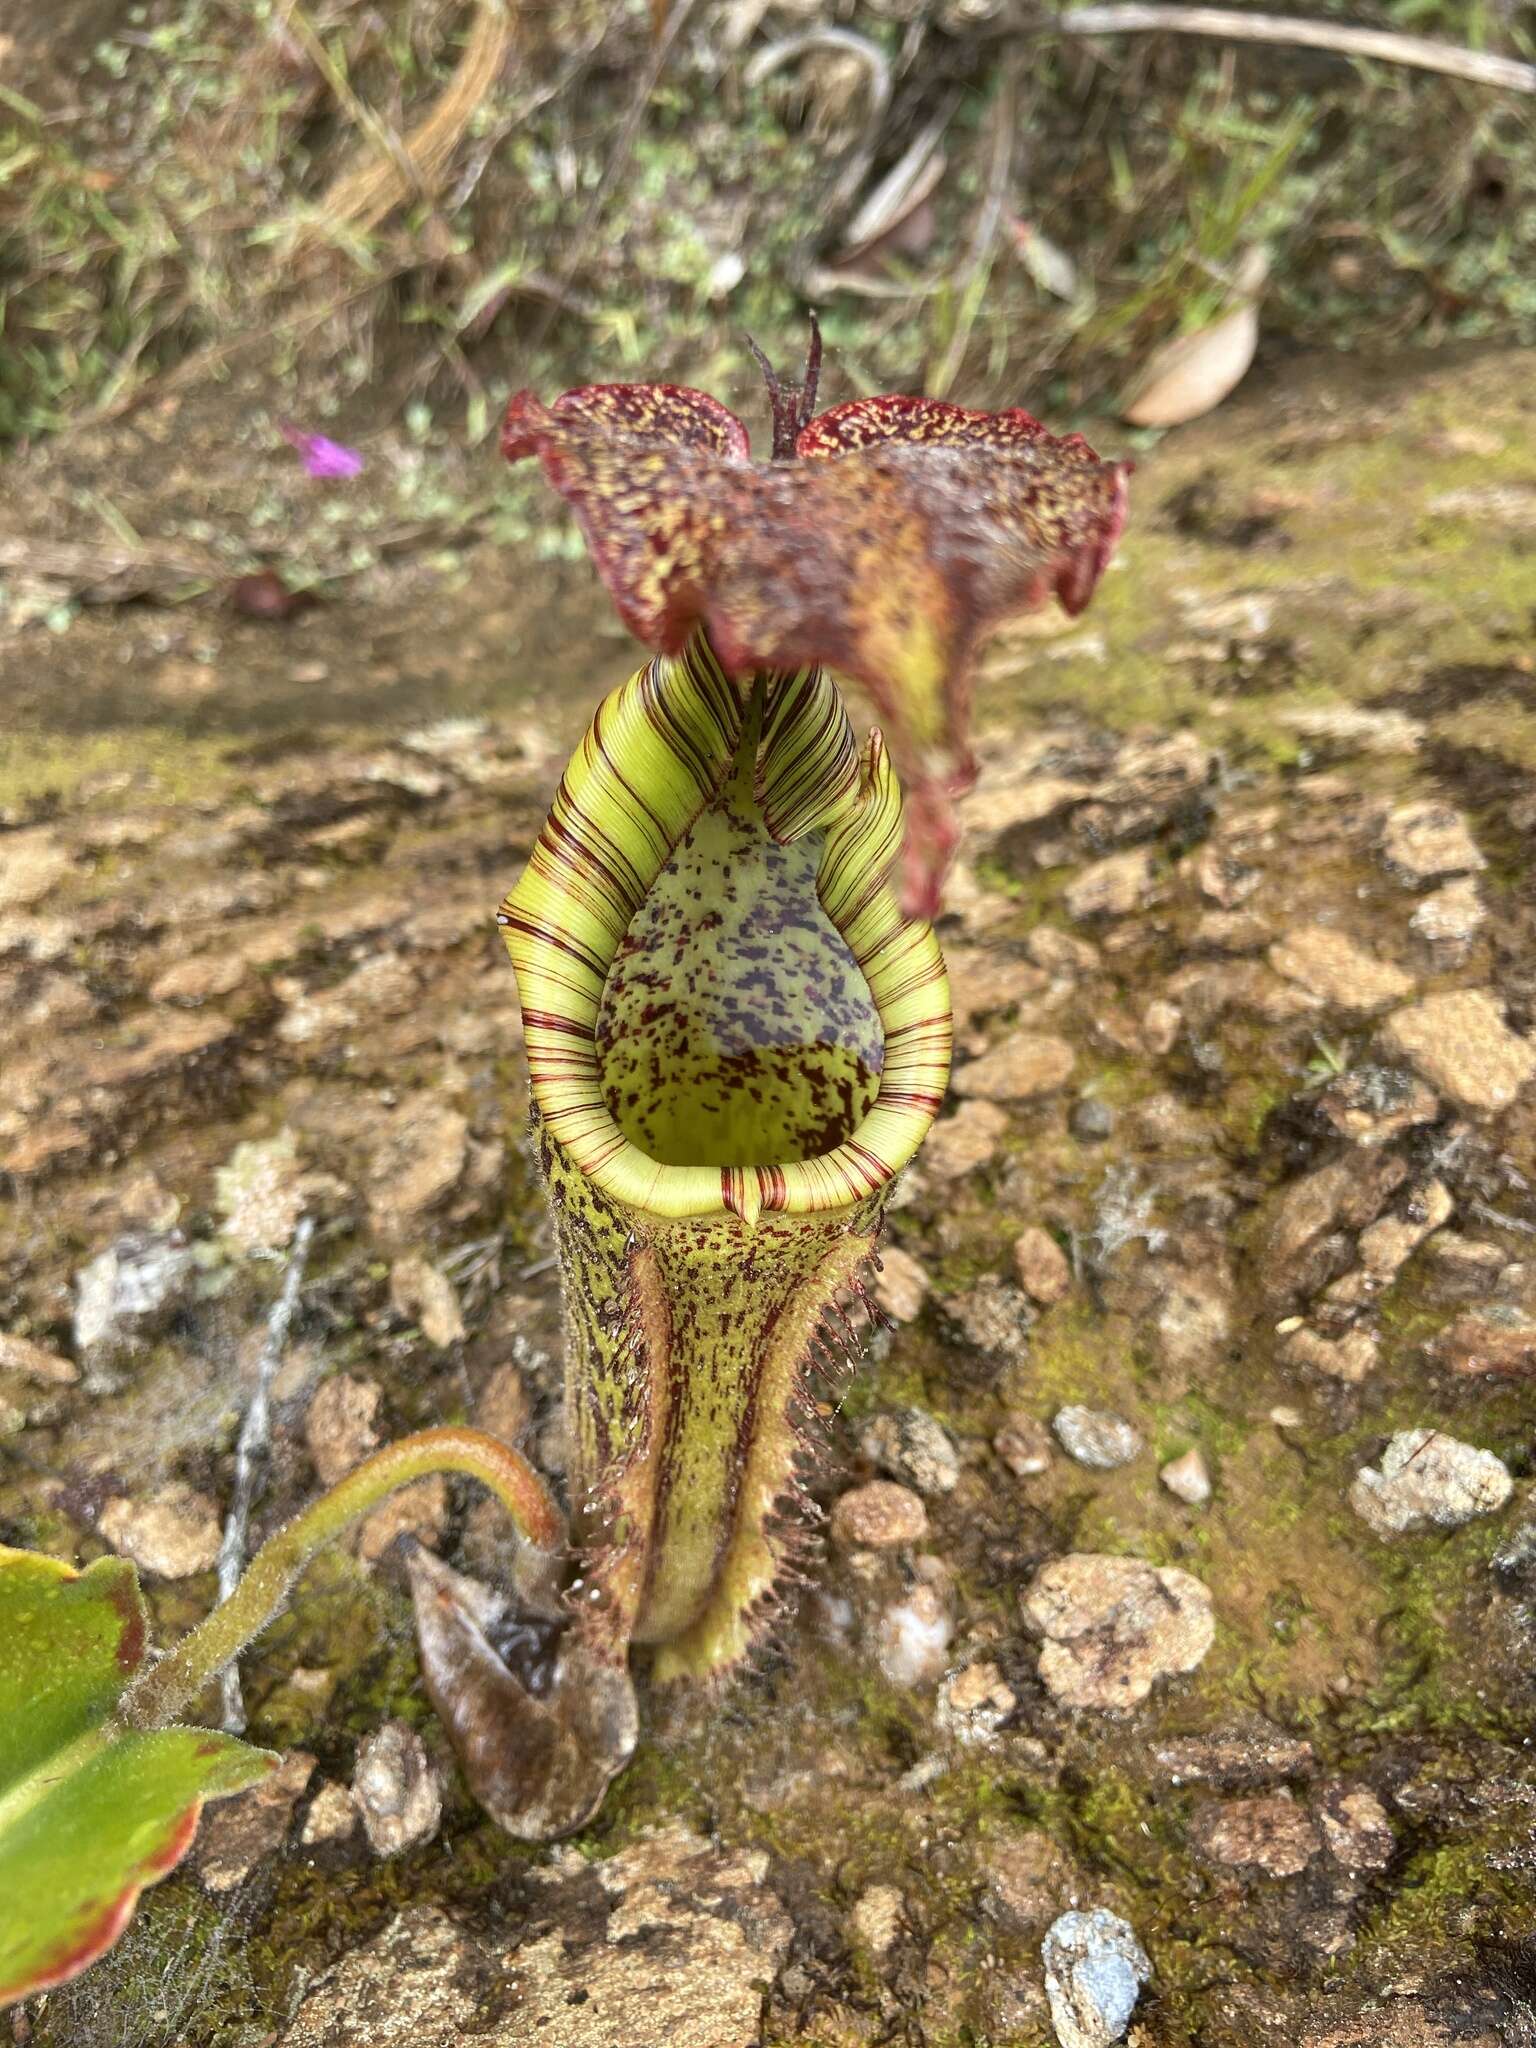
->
[498,634,951,1691]
[501,635,950,1229]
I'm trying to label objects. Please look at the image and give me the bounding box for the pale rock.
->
[74,1231,195,1353]
[1433,1305,1536,1377]
[875,1584,952,1687]
[1027,926,1100,975]
[352,1720,441,1857]
[0,1332,77,1384]
[995,1413,1054,1478]
[1014,1225,1072,1303]
[983,1829,1075,1928]
[875,1245,930,1322]
[0,827,71,911]
[389,1255,466,1348]
[215,1129,307,1254]
[1426,425,1506,457]
[1411,876,1485,957]
[1053,1405,1142,1470]
[1073,1095,1118,1140]
[1041,1907,1151,2048]
[301,1778,363,1846]
[1315,1065,1440,1147]
[1379,988,1535,1116]
[1260,1153,1408,1308]
[1283,1325,1379,1385]
[1191,908,1271,953]
[1189,839,1261,908]
[4,1118,90,1180]
[935,1660,1017,1745]
[1380,800,1485,884]
[1191,1793,1320,1877]
[923,1100,1008,1181]
[75,1009,236,1090]
[1141,998,1181,1055]
[849,1884,905,1954]
[196,1751,315,1892]
[1423,1232,1507,1296]
[1282,704,1423,756]
[1065,849,1156,921]
[366,1097,470,1236]
[1090,730,1213,828]
[1268,925,1413,1012]
[0,911,72,961]
[1160,1447,1211,1505]
[861,1408,959,1497]
[99,1482,221,1578]
[1153,1722,1314,1788]
[953,1033,1075,1103]
[278,1907,486,2043]
[1022,1554,1215,1710]
[359,1475,449,1564]
[943,858,1014,936]
[279,956,420,1050]
[305,1373,383,1486]
[15,970,95,1032]
[1316,1782,1394,1870]
[1356,1179,1452,1279]
[1168,959,1321,1028]
[944,945,1048,1037]
[963,769,1092,839]
[831,1479,928,1549]
[510,1825,793,2048]
[151,953,250,1005]
[1350,1429,1512,1535]
[946,1277,1033,1365]
[1130,1092,1213,1152]
[1156,1265,1233,1374]
[476,1359,534,1443]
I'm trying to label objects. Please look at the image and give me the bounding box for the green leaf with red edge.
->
[501,382,1129,916]
[0,1545,276,2010]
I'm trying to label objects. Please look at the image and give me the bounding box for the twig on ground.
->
[1053,6,1536,94]
[1469,1200,1536,1238]
[0,537,214,604]
[298,0,514,243]
[216,1215,317,1733]
[277,0,427,207]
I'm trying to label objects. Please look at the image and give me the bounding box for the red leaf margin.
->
[13,1803,201,2005]
[0,1545,278,2012]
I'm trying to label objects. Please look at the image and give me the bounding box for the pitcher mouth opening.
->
[501,640,951,1224]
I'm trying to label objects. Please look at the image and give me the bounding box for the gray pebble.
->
[1069,1099,1115,1142]
[1053,1405,1143,1470]
[1042,1907,1151,2047]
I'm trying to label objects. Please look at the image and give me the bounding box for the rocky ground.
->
[3,342,1536,2048]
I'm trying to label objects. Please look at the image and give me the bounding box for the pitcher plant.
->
[1,343,1128,2011]
[410,350,1129,1835]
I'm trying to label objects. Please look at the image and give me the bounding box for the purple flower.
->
[281,424,364,480]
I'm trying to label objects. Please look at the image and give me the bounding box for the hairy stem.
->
[119,1427,565,1731]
